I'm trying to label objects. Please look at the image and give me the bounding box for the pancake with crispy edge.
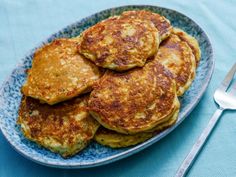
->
[94,104,179,148]
[78,16,160,71]
[22,38,103,105]
[88,59,178,134]
[17,95,99,158]
[155,34,196,96]
[172,28,201,66]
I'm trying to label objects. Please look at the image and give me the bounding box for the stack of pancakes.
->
[18,10,201,157]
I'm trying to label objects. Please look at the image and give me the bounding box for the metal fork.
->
[175,63,236,177]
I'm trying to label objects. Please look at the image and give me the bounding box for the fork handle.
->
[175,108,224,177]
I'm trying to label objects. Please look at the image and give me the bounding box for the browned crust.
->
[22,38,103,105]
[88,60,177,134]
[94,104,180,148]
[17,95,99,157]
[121,10,172,41]
[172,28,201,66]
[156,34,196,96]
[78,16,159,71]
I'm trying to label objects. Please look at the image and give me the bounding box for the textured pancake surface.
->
[88,60,177,134]
[78,16,159,71]
[121,10,172,41]
[17,96,99,158]
[172,28,201,65]
[145,95,180,132]
[156,34,196,96]
[22,38,102,105]
[94,107,179,148]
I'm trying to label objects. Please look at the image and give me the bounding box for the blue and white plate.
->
[0,5,214,168]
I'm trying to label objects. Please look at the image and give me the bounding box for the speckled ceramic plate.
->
[0,5,214,168]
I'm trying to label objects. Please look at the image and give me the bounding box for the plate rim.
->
[0,4,214,169]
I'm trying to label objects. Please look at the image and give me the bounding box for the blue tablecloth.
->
[0,0,236,176]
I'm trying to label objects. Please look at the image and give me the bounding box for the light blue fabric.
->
[0,0,236,176]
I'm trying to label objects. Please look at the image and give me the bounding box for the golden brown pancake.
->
[94,107,179,148]
[88,60,178,134]
[78,16,159,71]
[155,34,196,96]
[94,127,154,148]
[121,10,172,41]
[22,38,103,105]
[17,95,99,158]
[172,28,201,65]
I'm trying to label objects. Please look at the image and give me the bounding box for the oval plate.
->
[0,5,214,168]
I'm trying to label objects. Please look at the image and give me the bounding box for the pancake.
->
[94,107,179,148]
[88,60,178,134]
[17,95,99,158]
[22,38,102,105]
[94,127,154,148]
[78,16,159,71]
[155,34,196,96]
[121,10,172,41]
[172,28,201,66]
